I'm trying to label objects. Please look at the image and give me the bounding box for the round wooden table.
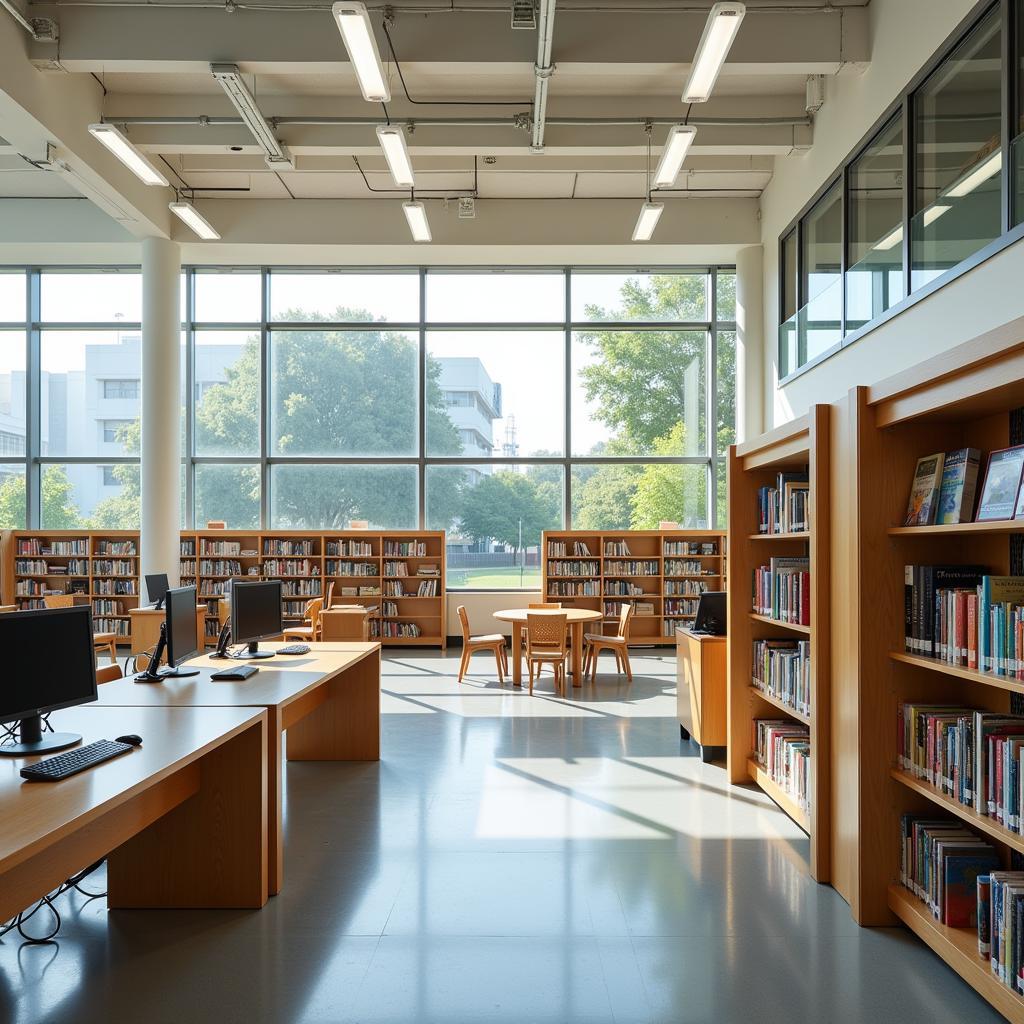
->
[493,607,603,689]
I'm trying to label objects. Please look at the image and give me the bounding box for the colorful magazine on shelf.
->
[935,447,981,524]
[904,453,945,526]
[976,446,1024,521]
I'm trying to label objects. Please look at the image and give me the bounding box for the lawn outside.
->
[447,565,543,590]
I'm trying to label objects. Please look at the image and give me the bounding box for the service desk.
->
[0,704,268,920]
[320,606,372,641]
[93,641,381,895]
[129,604,209,663]
[676,627,727,763]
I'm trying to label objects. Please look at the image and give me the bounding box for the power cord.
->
[0,860,106,945]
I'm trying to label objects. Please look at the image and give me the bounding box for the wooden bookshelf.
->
[540,529,727,646]
[727,407,831,883]
[2,529,447,650]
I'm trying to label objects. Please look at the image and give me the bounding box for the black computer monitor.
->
[231,580,283,659]
[146,572,169,610]
[136,585,200,681]
[693,591,727,636]
[0,606,97,755]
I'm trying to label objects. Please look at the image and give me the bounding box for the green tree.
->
[90,420,141,529]
[573,464,641,530]
[629,424,707,529]
[0,466,85,530]
[458,471,559,554]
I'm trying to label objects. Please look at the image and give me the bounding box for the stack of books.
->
[754,719,811,810]
[752,639,811,716]
[752,557,810,625]
[757,471,810,533]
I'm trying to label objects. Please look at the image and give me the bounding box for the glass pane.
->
[194,331,260,456]
[912,7,1003,291]
[40,271,141,322]
[426,331,564,458]
[716,271,736,322]
[572,331,706,457]
[40,331,141,457]
[269,272,419,322]
[846,113,906,331]
[1014,1,1024,226]
[715,459,727,530]
[270,329,417,457]
[41,463,139,529]
[0,464,26,529]
[194,270,261,322]
[426,463,562,589]
[799,182,843,360]
[716,331,736,454]
[426,272,564,323]
[270,464,417,530]
[571,463,708,530]
[781,230,798,322]
[0,332,26,457]
[195,463,260,530]
[0,272,25,322]
[571,271,708,322]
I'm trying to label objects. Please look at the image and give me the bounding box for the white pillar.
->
[140,237,181,589]
[735,245,765,443]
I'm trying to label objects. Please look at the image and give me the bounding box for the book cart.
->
[726,405,831,882]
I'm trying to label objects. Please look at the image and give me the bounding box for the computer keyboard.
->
[210,664,259,680]
[20,739,134,782]
[278,644,310,655]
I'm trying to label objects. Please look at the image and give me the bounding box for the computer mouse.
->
[115,734,143,747]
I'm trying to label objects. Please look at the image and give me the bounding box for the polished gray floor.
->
[0,651,1004,1023]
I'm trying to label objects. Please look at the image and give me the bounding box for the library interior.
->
[5,0,1024,1021]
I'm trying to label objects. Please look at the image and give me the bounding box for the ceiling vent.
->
[511,1,536,30]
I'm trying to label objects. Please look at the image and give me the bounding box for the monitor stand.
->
[161,664,200,678]
[235,641,274,660]
[0,713,81,756]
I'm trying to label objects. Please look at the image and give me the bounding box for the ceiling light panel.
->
[653,126,697,188]
[169,201,221,240]
[87,123,168,187]
[333,2,391,103]
[210,64,289,166]
[632,202,664,242]
[403,201,431,242]
[376,125,415,188]
[682,2,746,103]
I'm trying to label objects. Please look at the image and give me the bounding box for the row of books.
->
[904,447,1009,527]
[180,560,196,576]
[95,541,136,556]
[547,559,600,577]
[281,580,321,597]
[327,561,377,576]
[338,585,380,597]
[752,557,810,625]
[752,639,811,717]
[378,621,422,638]
[94,579,136,595]
[663,541,718,555]
[94,617,130,637]
[200,559,242,576]
[200,540,243,556]
[547,540,592,557]
[15,582,63,597]
[384,561,409,577]
[666,579,710,596]
[754,719,811,811]
[604,541,633,556]
[263,559,319,576]
[604,600,655,617]
[665,598,700,616]
[382,601,399,618]
[92,560,134,576]
[12,559,87,576]
[605,560,659,576]
[384,541,427,556]
[604,579,647,596]
[180,540,196,556]
[263,539,315,555]
[663,618,695,635]
[92,600,124,615]
[547,581,599,596]
[415,579,439,596]
[665,559,714,576]
[757,472,810,534]
[327,540,374,556]
[17,539,87,556]
[898,703,1024,832]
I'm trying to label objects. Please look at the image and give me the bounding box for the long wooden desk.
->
[93,641,381,895]
[0,705,268,921]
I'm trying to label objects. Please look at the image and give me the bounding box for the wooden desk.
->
[93,641,381,896]
[493,607,602,689]
[676,628,727,762]
[321,606,371,641]
[0,705,268,920]
[129,604,208,663]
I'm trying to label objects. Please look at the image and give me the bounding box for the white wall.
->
[760,0,989,426]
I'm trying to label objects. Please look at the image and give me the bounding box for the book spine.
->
[979,875,992,958]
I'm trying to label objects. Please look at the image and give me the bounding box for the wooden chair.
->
[456,605,508,682]
[323,580,335,610]
[282,597,322,642]
[583,603,634,683]
[525,611,569,696]
[529,602,562,609]
[44,594,118,665]
[96,663,124,684]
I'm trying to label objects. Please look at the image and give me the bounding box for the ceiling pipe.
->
[530,0,557,152]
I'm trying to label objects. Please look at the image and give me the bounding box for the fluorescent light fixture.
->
[653,125,697,187]
[333,2,391,103]
[403,201,431,242]
[682,2,746,103]
[87,123,168,187]
[376,125,415,188]
[874,205,951,252]
[945,150,1002,198]
[210,63,292,169]
[632,202,664,242]
[169,201,220,240]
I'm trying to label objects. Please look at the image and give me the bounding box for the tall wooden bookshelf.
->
[2,529,447,650]
[843,327,1024,1021]
[541,529,727,645]
[727,406,831,883]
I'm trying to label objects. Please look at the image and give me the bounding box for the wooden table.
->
[129,604,209,663]
[92,641,381,896]
[0,705,268,920]
[320,606,372,641]
[676,628,727,762]
[493,607,603,689]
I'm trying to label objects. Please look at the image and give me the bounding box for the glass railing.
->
[845,244,904,334]
[779,274,843,378]
[1013,133,1024,228]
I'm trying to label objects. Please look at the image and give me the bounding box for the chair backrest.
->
[324,580,335,609]
[306,598,323,629]
[96,663,124,684]
[43,595,74,609]
[617,602,634,640]
[526,612,568,655]
[528,602,562,609]
[457,604,471,642]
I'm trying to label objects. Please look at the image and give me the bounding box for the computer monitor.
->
[146,572,169,610]
[231,580,283,659]
[0,606,97,755]
[692,591,727,636]
[136,585,200,681]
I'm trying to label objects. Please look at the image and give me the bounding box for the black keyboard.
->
[20,739,134,782]
[211,664,259,680]
[278,644,310,655]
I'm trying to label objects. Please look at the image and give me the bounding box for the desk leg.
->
[108,716,268,909]
[287,650,381,761]
[511,622,523,687]
[571,623,583,688]
[268,707,283,896]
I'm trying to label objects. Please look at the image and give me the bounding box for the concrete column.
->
[735,245,765,442]
[140,237,181,589]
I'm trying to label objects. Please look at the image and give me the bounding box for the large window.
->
[6,267,735,588]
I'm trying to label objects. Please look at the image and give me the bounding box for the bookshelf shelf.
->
[887,885,1024,1023]
[888,520,1024,537]
[728,406,830,883]
[746,757,810,833]
[889,651,1024,696]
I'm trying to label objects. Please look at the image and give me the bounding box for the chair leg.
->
[458,646,469,682]
[494,645,504,682]
[622,646,633,681]
[590,646,599,683]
